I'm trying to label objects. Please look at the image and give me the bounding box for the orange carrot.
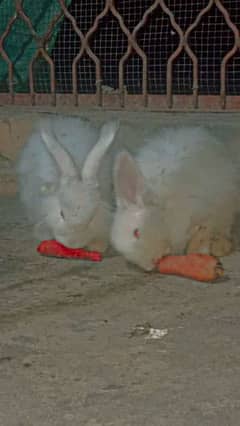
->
[37,240,102,262]
[156,253,224,282]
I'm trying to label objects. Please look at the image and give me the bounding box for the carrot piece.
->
[37,240,102,262]
[156,253,224,282]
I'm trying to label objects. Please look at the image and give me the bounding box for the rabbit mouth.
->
[152,248,172,271]
[153,256,165,271]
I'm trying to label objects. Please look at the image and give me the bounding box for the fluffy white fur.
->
[111,126,240,270]
[17,115,119,251]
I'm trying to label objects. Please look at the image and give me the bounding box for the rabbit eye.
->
[133,228,140,239]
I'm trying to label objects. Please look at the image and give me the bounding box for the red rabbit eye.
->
[133,228,140,239]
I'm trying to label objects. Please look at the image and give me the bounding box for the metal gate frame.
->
[1,0,240,112]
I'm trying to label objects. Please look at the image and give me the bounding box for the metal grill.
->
[1,0,240,111]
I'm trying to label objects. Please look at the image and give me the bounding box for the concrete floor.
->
[0,196,240,426]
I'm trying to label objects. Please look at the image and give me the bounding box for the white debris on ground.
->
[130,322,168,339]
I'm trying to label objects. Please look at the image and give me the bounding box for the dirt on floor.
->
[0,196,240,426]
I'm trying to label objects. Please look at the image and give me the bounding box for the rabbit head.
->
[38,120,119,250]
[111,152,171,270]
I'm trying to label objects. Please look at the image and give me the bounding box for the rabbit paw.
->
[186,225,212,254]
[210,236,233,257]
[187,225,233,257]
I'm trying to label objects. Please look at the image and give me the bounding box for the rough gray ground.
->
[1,196,240,426]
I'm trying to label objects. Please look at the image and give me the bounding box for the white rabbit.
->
[111,126,240,270]
[17,115,119,251]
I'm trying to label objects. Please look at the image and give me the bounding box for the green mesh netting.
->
[0,0,71,93]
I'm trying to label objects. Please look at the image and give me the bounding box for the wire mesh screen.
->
[0,0,240,109]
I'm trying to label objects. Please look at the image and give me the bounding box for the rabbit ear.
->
[114,151,147,208]
[41,128,78,178]
[81,120,119,184]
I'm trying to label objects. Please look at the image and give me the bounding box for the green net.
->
[0,0,71,93]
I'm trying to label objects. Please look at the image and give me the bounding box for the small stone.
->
[22,356,33,367]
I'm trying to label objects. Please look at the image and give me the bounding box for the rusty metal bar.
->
[163,0,214,109]
[15,0,63,106]
[118,0,161,108]
[0,12,18,103]
[108,0,148,107]
[159,0,184,109]
[214,0,240,109]
[184,0,214,109]
[58,0,102,106]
